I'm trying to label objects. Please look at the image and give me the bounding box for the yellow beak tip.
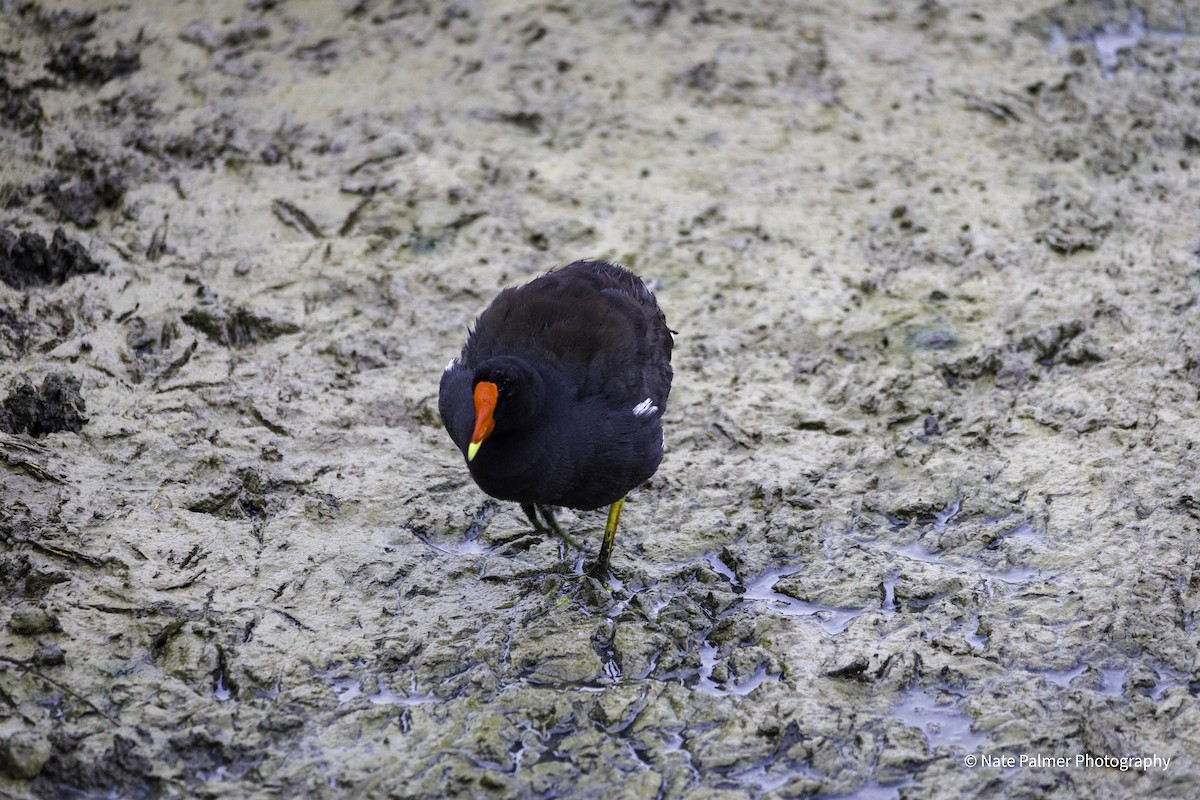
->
[467,441,481,461]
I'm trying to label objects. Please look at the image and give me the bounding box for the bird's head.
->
[468,357,544,461]
[467,380,497,461]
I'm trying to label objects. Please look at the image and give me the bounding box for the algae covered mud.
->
[1,1,1197,797]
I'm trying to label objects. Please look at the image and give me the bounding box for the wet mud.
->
[2,1,1198,798]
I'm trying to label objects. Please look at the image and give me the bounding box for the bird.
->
[439,259,673,577]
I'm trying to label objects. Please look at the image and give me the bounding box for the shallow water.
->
[891,685,988,754]
[740,567,869,635]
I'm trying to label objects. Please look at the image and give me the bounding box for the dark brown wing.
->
[464,260,673,410]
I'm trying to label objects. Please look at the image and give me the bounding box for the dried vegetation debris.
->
[0,75,45,147]
[180,300,300,349]
[0,373,87,437]
[44,31,141,86]
[0,225,100,289]
[40,147,129,229]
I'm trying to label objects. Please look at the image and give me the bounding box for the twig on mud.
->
[338,194,374,236]
[1,454,67,484]
[269,607,313,631]
[19,538,107,569]
[0,433,67,484]
[154,339,198,387]
[0,655,118,724]
[271,198,324,238]
[158,569,208,591]
[347,146,408,176]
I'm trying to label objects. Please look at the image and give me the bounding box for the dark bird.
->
[439,259,674,576]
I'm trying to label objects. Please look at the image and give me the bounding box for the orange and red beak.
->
[467,381,498,461]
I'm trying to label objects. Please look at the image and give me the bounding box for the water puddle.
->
[409,525,490,557]
[889,536,1040,588]
[1042,664,1087,687]
[941,611,987,652]
[706,553,870,635]
[327,675,364,703]
[1145,665,1195,699]
[1075,13,1146,77]
[324,672,437,706]
[1038,662,1199,699]
[214,670,233,702]
[963,614,988,651]
[982,566,1042,589]
[706,553,739,583]
[999,520,1040,544]
[1099,667,1127,697]
[888,538,944,565]
[856,502,1042,590]
[368,683,437,706]
[1049,11,1188,78]
[660,728,702,784]
[824,777,915,800]
[692,643,776,697]
[728,762,822,793]
[891,684,987,753]
[742,568,869,635]
[1043,663,1127,695]
[881,573,897,616]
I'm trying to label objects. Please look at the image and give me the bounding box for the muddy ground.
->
[1,1,1198,798]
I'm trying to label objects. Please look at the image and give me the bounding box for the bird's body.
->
[439,259,673,574]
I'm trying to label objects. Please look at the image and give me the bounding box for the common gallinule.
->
[439,259,674,576]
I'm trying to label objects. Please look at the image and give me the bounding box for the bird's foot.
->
[521,503,584,550]
[545,571,619,608]
[585,561,615,584]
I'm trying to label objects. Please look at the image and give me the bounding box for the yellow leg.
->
[592,497,625,576]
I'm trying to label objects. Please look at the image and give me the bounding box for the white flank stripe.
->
[633,398,658,417]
